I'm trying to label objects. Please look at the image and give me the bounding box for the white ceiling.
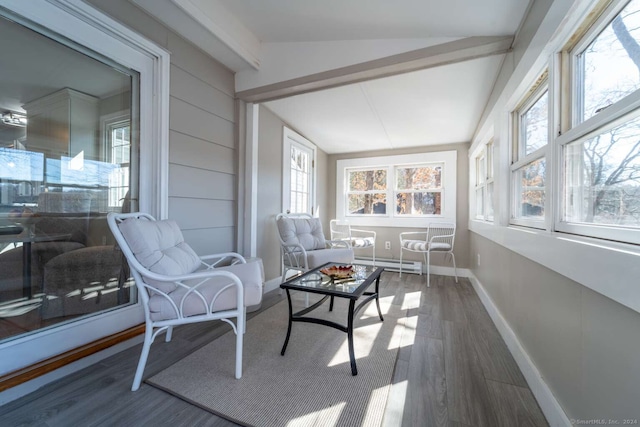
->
[219,0,530,42]
[133,0,532,154]
[264,55,505,153]
[132,0,530,154]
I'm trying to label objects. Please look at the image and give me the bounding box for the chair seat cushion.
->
[347,237,375,248]
[304,248,354,270]
[402,240,451,252]
[148,259,264,321]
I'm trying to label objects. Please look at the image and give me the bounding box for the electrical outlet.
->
[477,253,481,266]
[385,241,391,250]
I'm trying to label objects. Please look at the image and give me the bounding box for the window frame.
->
[336,150,457,228]
[554,0,640,245]
[0,0,170,377]
[474,139,494,221]
[282,126,316,215]
[510,75,550,229]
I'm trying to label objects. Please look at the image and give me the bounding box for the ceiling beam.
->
[236,36,513,103]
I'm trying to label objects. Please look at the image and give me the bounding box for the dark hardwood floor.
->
[0,272,548,426]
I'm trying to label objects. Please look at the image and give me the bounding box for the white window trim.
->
[337,150,457,227]
[0,0,170,376]
[282,127,317,215]
[510,77,549,229]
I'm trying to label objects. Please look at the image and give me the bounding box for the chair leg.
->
[451,251,458,283]
[165,326,173,342]
[235,310,244,379]
[426,251,431,288]
[132,327,154,391]
[399,249,403,278]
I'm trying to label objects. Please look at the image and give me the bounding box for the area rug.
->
[147,294,410,427]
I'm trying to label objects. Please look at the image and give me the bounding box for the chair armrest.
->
[326,239,350,249]
[199,252,247,268]
[399,231,428,241]
[429,233,455,244]
[350,228,376,239]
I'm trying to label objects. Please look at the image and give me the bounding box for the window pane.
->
[396,192,441,215]
[580,0,640,122]
[476,188,484,217]
[515,158,546,218]
[487,182,494,219]
[522,90,548,155]
[396,165,442,190]
[348,169,386,191]
[347,194,386,215]
[0,15,138,343]
[564,116,640,227]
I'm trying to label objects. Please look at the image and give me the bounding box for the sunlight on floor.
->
[285,402,345,427]
[363,385,396,426]
[392,315,417,349]
[401,291,422,310]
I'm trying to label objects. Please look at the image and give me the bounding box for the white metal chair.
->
[399,222,457,287]
[107,212,263,391]
[275,213,353,281]
[329,219,376,265]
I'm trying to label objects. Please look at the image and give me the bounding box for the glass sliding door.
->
[0,13,139,343]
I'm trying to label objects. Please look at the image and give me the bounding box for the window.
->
[282,127,316,214]
[0,0,169,377]
[102,113,131,209]
[511,76,549,228]
[336,151,456,228]
[557,0,640,244]
[475,140,494,221]
[346,168,387,215]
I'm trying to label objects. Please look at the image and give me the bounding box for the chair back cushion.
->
[118,218,201,293]
[277,216,326,251]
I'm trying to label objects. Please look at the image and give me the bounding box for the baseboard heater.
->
[354,257,422,274]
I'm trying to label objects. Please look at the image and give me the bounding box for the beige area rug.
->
[147,293,411,427]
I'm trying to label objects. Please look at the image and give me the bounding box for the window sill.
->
[469,220,640,315]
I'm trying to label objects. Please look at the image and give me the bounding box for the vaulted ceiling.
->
[133,0,532,153]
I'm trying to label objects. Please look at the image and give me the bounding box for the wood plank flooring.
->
[0,272,548,427]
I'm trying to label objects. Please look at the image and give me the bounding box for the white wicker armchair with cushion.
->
[329,219,376,265]
[275,213,354,282]
[108,212,264,391]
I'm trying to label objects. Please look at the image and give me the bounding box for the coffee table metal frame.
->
[279,262,385,375]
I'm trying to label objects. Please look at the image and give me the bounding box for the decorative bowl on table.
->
[320,265,354,279]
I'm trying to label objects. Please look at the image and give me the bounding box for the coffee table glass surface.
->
[280,263,383,298]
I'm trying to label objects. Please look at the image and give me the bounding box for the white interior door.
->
[283,127,316,214]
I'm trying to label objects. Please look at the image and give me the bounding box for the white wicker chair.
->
[275,213,353,281]
[108,212,263,391]
[399,222,457,287]
[329,219,376,265]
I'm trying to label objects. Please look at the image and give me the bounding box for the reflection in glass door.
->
[0,13,139,343]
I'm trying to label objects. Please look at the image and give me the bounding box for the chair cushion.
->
[118,218,200,293]
[348,237,375,248]
[277,216,326,251]
[148,258,264,321]
[305,248,354,270]
[402,240,451,252]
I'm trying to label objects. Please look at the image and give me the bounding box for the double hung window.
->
[557,0,640,244]
[511,76,549,228]
[475,140,494,221]
[337,151,456,227]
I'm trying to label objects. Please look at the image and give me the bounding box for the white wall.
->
[469,0,640,422]
[88,0,238,255]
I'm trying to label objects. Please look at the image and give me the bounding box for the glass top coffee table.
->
[279,262,385,375]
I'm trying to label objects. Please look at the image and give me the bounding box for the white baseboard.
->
[467,272,571,427]
[264,277,282,294]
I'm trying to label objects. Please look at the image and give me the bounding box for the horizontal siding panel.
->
[169,164,235,200]
[169,198,235,229]
[171,64,234,122]
[170,97,234,148]
[182,227,236,255]
[168,33,235,97]
[169,131,235,175]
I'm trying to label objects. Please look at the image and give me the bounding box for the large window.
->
[337,151,456,227]
[511,76,549,228]
[557,0,640,244]
[0,0,169,377]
